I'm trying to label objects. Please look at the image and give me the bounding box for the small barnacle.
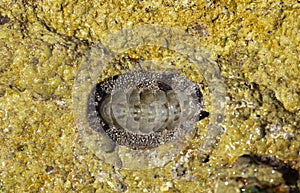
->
[93,71,204,150]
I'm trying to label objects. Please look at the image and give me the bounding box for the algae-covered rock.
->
[0,0,299,192]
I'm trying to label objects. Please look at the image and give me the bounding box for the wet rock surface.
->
[0,0,299,192]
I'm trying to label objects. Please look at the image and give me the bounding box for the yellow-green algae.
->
[0,0,299,192]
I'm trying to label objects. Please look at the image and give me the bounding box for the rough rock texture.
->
[0,0,299,192]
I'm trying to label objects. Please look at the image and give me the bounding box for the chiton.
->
[92,70,205,150]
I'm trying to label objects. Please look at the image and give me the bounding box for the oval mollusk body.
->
[95,71,204,149]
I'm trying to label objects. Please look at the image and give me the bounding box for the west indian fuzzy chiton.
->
[93,70,204,150]
[73,25,226,169]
